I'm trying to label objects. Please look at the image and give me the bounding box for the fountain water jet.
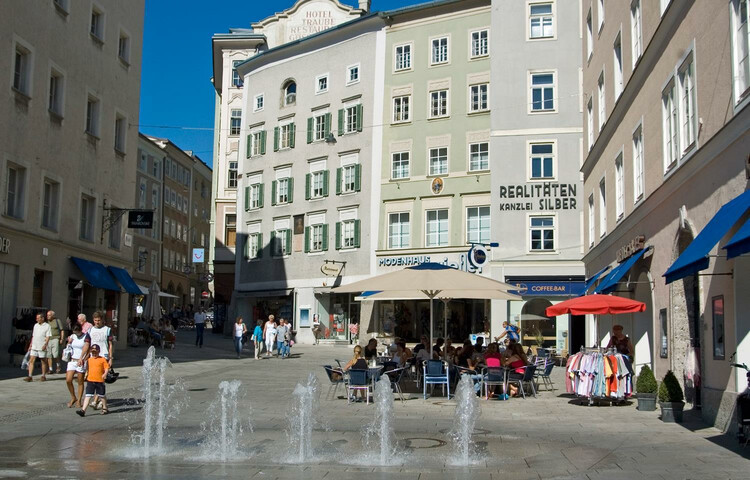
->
[362,376,397,465]
[447,374,481,466]
[200,380,249,461]
[286,372,319,463]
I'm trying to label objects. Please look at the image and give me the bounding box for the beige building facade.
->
[133,134,164,295]
[581,0,750,431]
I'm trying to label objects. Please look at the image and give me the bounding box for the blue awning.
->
[723,217,750,259]
[664,190,750,284]
[107,266,142,295]
[70,257,121,292]
[595,248,648,294]
[583,266,611,293]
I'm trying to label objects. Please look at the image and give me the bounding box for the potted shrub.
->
[635,365,658,411]
[658,370,685,423]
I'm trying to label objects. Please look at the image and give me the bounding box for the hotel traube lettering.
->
[288,11,337,40]
[498,183,578,211]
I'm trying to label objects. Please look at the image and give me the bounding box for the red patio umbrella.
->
[545,294,646,316]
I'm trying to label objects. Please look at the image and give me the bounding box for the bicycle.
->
[730,361,750,445]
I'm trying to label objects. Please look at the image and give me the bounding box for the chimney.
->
[358,0,370,12]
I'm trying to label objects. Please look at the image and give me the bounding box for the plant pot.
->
[636,393,657,411]
[659,401,685,423]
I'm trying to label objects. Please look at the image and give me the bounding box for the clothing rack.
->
[566,350,634,406]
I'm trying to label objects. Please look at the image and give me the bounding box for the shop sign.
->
[192,248,205,263]
[378,253,484,273]
[468,244,488,268]
[498,183,578,211]
[616,235,646,263]
[127,210,153,228]
[509,281,585,297]
[320,262,343,277]
[0,235,9,254]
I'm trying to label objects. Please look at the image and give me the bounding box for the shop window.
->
[712,296,725,359]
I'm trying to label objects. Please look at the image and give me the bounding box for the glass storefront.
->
[374,298,488,343]
[316,293,359,341]
[508,298,567,351]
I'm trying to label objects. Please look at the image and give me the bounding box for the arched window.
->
[283,80,296,105]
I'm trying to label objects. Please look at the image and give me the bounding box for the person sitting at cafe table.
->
[483,342,503,367]
[456,341,482,394]
[474,336,485,353]
[413,335,430,356]
[392,341,411,367]
[605,324,634,357]
[503,342,530,397]
[364,338,378,360]
[432,337,445,360]
[342,345,368,402]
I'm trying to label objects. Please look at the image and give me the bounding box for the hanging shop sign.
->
[498,183,578,211]
[509,281,586,297]
[616,235,646,263]
[127,210,154,229]
[320,262,343,277]
[192,248,205,264]
[468,244,488,268]
[0,235,9,254]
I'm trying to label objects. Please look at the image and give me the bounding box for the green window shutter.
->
[355,164,362,192]
[305,173,311,200]
[335,222,341,250]
[290,123,296,148]
[246,134,252,158]
[244,186,250,211]
[306,117,314,144]
[321,224,329,251]
[322,170,329,197]
[288,177,294,203]
[243,236,249,260]
[338,109,344,136]
[336,167,342,195]
[257,233,263,258]
[271,180,277,206]
[258,183,264,208]
[304,226,310,253]
[324,113,331,137]
[356,104,363,132]
[260,130,267,155]
[354,219,361,248]
[273,127,279,151]
[285,229,291,254]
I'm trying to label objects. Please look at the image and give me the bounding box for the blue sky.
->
[139,0,415,167]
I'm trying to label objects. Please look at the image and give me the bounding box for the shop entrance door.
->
[569,315,585,354]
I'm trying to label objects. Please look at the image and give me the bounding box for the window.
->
[391,152,410,179]
[13,42,32,95]
[598,178,607,237]
[586,9,593,60]
[306,223,328,253]
[276,177,291,204]
[232,60,243,88]
[342,104,362,134]
[225,215,236,247]
[587,97,594,150]
[588,195,595,246]
[530,143,554,179]
[393,95,410,122]
[138,179,146,208]
[114,114,126,153]
[597,72,606,131]
[425,209,448,247]
[613,33,623,99]
[273,229,291,256]
[136,248,147,274]
[86,94,100,137]
[311,171,326,198]
[228,161,237,188]
[429,147,448,176]
[5,164,26,219]
[388,213,410,249]
[90,6,104,41]
[316,74,328,94]
[49,69,64,116]
[469,142,489,171]
[529,3,554,39]
[678,57,697,151]
[153,158,160,179]
[395,44,411,71]
[230,109,241,136]
[278,123,294,150]
[80,194,95,241]
[631,0,643,66]
[431,37,449,65]
[337,219,359,249]
[151,250,158,276]
[471,29,489,57]
[347,64,360,85]
[466,206,490,244]
[530,216,555,251]
[731,0,750,102]
[152,185,159,208]
[247,233,262,259]
[250,130,265,157]
[313,113,329,142]
[283,80,296,105]
[249,183,262,209]
[615,154,624,219]
[254,94,264,112]
[138,151,147,172]
[633,125,644,202]
[430,90,448,118]
[118,31,130,63]
[340,164,355,193]
[530,73,554,112]
[597,0,604,32]
[108,208,121,250]
[54,0,69,14]
[469,83,489,112]
[662,80,679,171]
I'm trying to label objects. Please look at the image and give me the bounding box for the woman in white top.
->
[264,318,277,358]
[233,317,247,359]
[65,323,90,408]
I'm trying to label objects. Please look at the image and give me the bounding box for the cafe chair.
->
[385,366,409,403]
[423,360,450,400]
[535,359,556,391]
[507,364,537,399]
[323,365,345,400]
[347,369,372,404]
[482,366,507,400]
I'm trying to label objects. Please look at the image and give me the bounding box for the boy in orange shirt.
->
[76,344,109,416]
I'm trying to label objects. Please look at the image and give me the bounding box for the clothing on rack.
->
[565,349,633,400]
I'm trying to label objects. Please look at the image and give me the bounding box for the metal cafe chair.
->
[322,365,345,400]
[482,366,508,400]
[507,364,538,399]
[347,369,372,404]
[423,360,450,399]
[385,366,410,403]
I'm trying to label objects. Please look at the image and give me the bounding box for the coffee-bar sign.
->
[617,235,646,263]
[498,183,578,211]
[287,7,340,41]
[0,234,9,254]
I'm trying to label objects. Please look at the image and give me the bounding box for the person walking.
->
[88,312,114,365]
[251,320,263,359]
[76,344,109,416]
[77,313,92,334]
[276,319,288,358]
[46,310,65,374]
[263,315,277,358]
[194,307,206,348]
[233,317,247,359]
[24,314,51,382]
[65,323,90,408]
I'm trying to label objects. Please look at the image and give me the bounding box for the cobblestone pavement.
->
[0,330,748,479]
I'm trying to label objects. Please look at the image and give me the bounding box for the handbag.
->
[62,345,73,363]
[105,368,119,384]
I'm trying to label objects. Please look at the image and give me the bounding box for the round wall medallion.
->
[430,177,444,195]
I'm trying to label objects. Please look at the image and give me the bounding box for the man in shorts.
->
[24,314,51,382]
[46,310,65,374]
[76,344,109,416]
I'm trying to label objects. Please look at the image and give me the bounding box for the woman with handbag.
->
[233,316,247,359]
[65,323,90,408]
